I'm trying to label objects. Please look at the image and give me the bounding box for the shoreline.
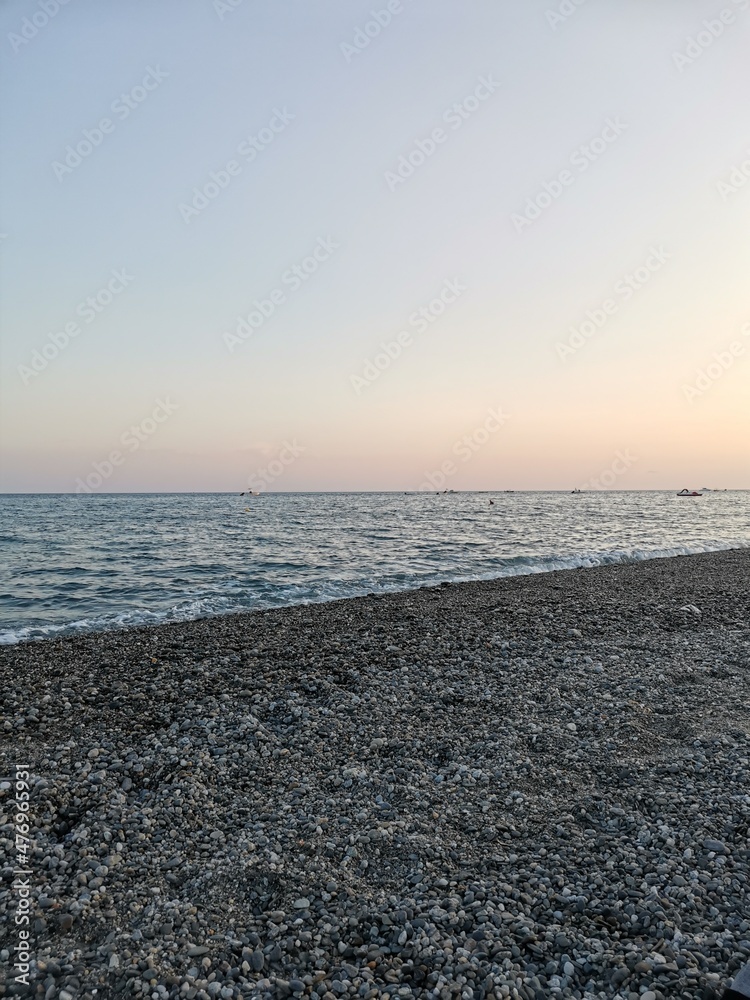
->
[3,541,749,648]
[1,549,749,999]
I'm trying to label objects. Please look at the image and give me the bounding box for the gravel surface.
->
[1,548,749,1000]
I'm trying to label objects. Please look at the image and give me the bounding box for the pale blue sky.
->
[1,0,749,491]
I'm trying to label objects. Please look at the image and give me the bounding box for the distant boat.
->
[571,488,583,494]
[677,488,702,497]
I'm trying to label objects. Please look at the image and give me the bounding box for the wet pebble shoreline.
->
[1,549,749,999]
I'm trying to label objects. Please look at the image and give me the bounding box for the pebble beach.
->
[1,548,749,1000]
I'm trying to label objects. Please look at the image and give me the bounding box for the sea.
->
[1,490,748,644]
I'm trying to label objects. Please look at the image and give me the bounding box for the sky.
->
[1,0,749,492]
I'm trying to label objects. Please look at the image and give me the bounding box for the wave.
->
[1,537,746,646]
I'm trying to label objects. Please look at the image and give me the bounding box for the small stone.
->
[293,897,311,909]
[187,946,210,957]
[703,838,726,853]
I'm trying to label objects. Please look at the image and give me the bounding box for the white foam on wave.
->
[0,594,245,645]
[0,537,747,645]
[478,538,750,580]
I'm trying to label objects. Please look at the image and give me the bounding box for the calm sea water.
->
[1,491,748,644]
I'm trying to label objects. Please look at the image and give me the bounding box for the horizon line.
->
[0,488,744,496]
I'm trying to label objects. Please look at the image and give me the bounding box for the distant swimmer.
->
[489,499,495,505]
[240,490,260,496]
